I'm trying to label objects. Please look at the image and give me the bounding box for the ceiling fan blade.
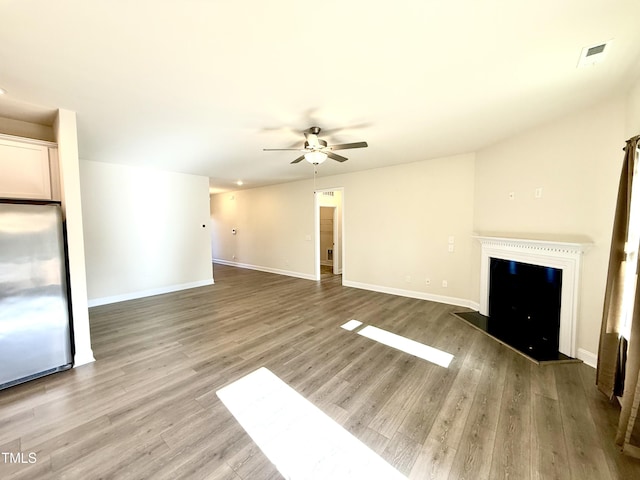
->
[291,155,306,164]
[329,141,368,151]
[327,152,348,162]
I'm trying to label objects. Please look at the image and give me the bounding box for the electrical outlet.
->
[442,280,448,287]
[425,278,431,286]
[508,192,515,200]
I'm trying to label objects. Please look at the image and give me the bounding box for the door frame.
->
[314,187,345,282]
[319,205,337,272]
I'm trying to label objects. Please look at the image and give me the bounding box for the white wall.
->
[211,153,477,306]
[473,97,626,360]
[81,160,213,305]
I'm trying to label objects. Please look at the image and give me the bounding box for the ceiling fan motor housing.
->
[305,139,327,150]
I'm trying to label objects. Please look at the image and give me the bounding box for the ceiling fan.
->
[263,126,368,165]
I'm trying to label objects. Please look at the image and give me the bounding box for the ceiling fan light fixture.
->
[304,151,328,165]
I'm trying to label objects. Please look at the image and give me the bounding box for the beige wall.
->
[211,153,477,306]
[327,154,476,304]
[210,180,316,279]
[81,160,213,305]
[473,97,626,358]
[627,76,640,137]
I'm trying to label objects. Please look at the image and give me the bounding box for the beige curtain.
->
[596,135,640,458]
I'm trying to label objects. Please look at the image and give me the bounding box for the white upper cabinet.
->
[0,136,59,201]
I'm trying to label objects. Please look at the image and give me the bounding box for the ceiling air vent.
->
[577,40,612,67]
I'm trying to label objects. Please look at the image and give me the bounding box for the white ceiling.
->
[2,1,640,192]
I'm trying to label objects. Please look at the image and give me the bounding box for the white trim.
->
[342,279,477,309]
[315,187,345,283]
[73,350,96,367]
[214,259,316,281]
[475,235,592,358]
[314,192,320,281]
[468,301,480,311]
[333,205,339,275]
[88,279,214,307]
[577,348,597,368]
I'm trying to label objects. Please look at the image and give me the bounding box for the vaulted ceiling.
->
[2,1,640,192]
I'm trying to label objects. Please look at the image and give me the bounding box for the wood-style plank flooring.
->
[1,264,640,479]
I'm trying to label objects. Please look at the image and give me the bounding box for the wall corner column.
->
[54,109,95,366]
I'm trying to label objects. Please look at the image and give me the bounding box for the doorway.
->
[315,188,344,282]
[319,206,336,276]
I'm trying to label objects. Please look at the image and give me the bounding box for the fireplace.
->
[475,234,591,359]
[488,258,562,360]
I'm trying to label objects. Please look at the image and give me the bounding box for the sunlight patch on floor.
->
[340,319,363,331]
[356,324,453,368]
[217,367,406,480]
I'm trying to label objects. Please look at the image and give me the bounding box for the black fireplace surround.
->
[460,258,566,362]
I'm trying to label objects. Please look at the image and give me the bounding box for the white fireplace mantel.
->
[474,233,592,358]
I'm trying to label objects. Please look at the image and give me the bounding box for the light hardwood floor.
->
[1,264,640,479]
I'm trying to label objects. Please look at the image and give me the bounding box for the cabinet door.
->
[0,138,52,200]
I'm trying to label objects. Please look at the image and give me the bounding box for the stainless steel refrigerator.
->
[0,201,73,390]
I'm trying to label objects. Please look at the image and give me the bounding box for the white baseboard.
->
[73,350,96,367]
[577,348,597,368]
[342,280,477,309]
[88,279,214,307]
[214,259,316,281]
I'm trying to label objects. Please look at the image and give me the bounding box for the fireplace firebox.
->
[488,258,562,360]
